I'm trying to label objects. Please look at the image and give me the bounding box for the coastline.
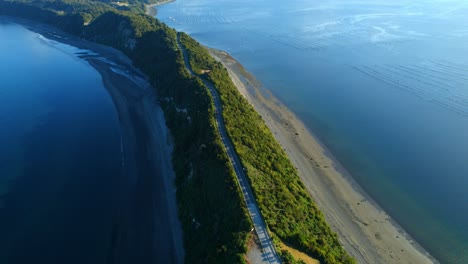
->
[2,2,441,261]
[2,16,185,262]
[209,48,437,264]
[88,59,185,263]
[145,0,175,17]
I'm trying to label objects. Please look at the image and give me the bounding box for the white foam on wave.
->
[370,26,401,43]
[94,56,118,67]
[36,33,100,58]
[303,21,341,33]
[349,12,423,24]
[287,4,337,13]
[110,66,151,90]
[110,66,133,80]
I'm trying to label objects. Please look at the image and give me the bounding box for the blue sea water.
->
[0,22,123,263]
[155,0,468,262]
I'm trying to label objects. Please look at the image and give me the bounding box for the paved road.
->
[176,34,282,264]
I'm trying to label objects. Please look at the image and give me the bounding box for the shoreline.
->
[145,0,175,17]
[2,16,185,262]
[209,48,437,264]
[2,6,438,262]
[89,59,185,263]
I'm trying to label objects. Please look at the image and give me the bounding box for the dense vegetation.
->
[0,0,251,263]
[179,33,355,264]
[1,0,355,263]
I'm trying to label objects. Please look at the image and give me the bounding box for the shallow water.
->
[0,22,123,263]
[156,0,468,262]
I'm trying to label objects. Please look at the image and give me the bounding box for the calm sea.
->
[0,22,123,263]
[156,0,468,262]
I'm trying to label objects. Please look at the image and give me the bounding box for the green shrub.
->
[180,32,355,264]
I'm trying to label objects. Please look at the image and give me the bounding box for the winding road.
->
[176,33,282,264]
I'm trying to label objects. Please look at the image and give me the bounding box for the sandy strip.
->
[89,59,184,263]
[209,49,438,264]
[1,16,185,262]
[145,0,176,17]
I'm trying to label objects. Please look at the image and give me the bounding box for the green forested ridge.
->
[179,33,355,264]
[0,0,354,263]
[1,0,250,263]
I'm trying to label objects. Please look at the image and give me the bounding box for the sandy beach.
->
[145,0,176,17]
[2,16,185,263]
[89,59,184,263]
[209,49,438,264]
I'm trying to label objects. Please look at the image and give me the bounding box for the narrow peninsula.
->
[0,0,436,264]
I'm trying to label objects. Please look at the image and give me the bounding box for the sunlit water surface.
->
[156,0,468,262]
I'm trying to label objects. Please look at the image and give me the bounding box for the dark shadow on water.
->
[0,102,123,263]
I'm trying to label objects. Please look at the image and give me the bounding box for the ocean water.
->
[0,22,123,263]
[155,0,468,262]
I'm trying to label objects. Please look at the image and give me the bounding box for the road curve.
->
[176,33,282,264]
